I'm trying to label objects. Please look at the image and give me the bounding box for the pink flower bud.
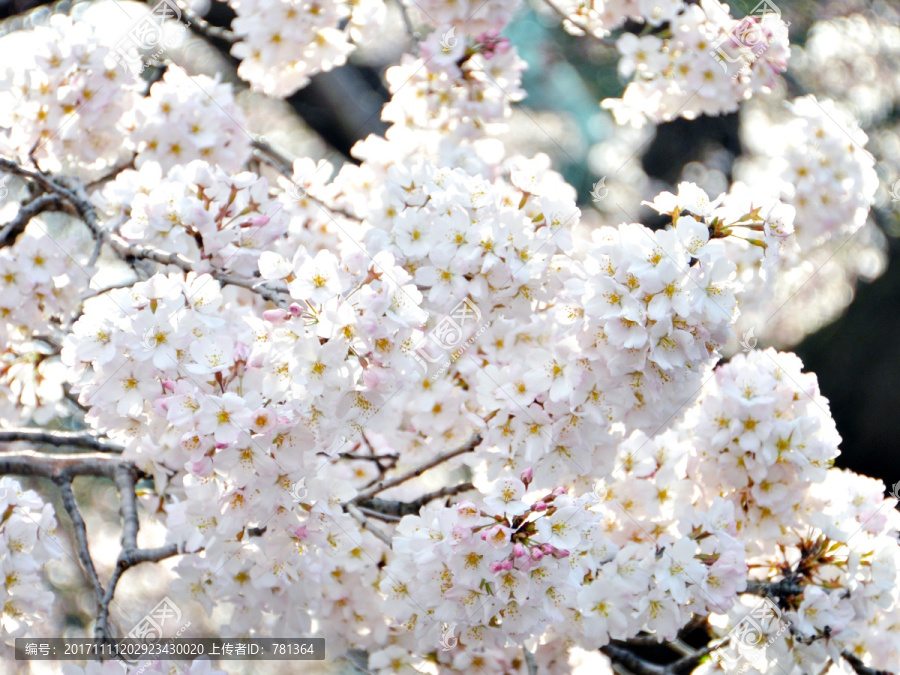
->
[161,379,176,392]
[289,303,304,317]
[513,543,526,558]
[533,501,547,512]
[247,215,270,228]
[489,561,504,574]
[531,548,544,561]
[541,544,554,554]
[263,308,289,324]
[552,548,570,559]
[520,467,533,486]
[233,342,250,361]
[215,442,229,450]
[552,487,567,497]
[502,559,514,571]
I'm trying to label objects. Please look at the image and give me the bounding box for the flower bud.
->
[263,308,289,324]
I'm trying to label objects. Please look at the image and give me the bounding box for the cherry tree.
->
[0,0,897,673]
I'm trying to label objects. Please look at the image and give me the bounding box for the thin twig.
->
[250,137,362,221]
[357,506,401,522]
[350,434,481,503]
[345,503,393,547]
[170,0,238,42]
[393,0,420,46]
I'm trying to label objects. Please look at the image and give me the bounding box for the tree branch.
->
[0,451,192,643]
[250,136,362,221]
[358,481,475,518]
[350,434,481,503]
[345,503,393,547]
[0,155,289,307]
[0,450,121,479]
[0,193,65,246]
[54,478,105,602]
[0,428,123,453]
[745,578,806,597]
[841,651,893,675]
[171,0,237,43]
[601,644,666,675]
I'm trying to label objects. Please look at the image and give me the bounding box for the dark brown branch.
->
[0,193,65,246]
[0,451,192,642]
[745,578,806,597]
[54,479,105,602]
[350,434,481,503]
[0,156,288,307]
[0,428,123,453]
[0,450,121,479]
[169,0,237,42]
[841,651,893,675]
[601,644,666,675]
[358,481,475,518]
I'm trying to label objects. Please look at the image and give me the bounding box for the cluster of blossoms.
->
[667,350,900,673]
[730,94,881,346]
[97,160,287,278]
[0,15,141,177]
[593,0,791,126]
[741,95,877,247]
[1,2,899,674]
[381,467,746,672]
[0,222,87,426]
[378,29,527,157]
[0,477,59,637]
[227,0,384,97]
[683,349,841,544]
[130,66,253,173]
